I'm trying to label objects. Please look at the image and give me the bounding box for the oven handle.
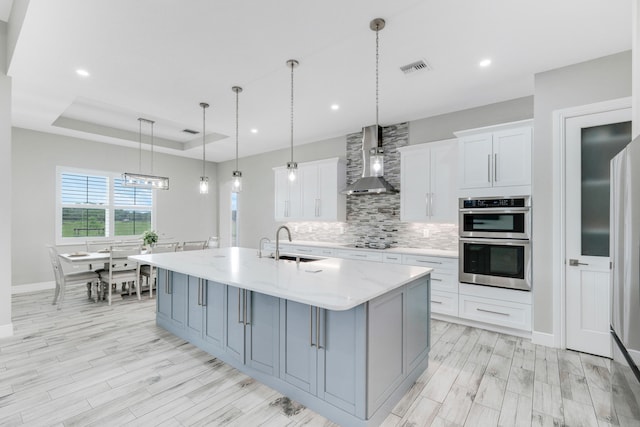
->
[459,237,530,246]
[459,207,530,214]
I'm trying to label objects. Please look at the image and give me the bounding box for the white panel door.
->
[458,133,493,189]
[400,147,430,222]
[565,107,631,357]
[429,141,458,222]
[492,127,532,188]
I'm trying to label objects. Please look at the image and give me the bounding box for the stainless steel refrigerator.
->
[610,134,640,392]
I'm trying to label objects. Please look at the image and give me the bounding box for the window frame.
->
[56,166,156,245]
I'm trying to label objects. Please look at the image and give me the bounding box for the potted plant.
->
[142,230,158,249]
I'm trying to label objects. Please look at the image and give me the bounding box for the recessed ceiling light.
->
[479,59,492,68]
[76,69,90,77]
[331,104,340,111]
[250,129,258,134]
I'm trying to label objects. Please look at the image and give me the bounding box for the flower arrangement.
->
[142,230,158,247]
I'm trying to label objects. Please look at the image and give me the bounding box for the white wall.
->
[1,20,13,337]
[12,127,218,285]
[532,51,632,336]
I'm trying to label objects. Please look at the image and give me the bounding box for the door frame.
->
[551,97,631,350]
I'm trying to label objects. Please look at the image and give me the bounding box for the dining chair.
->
[181,240,207,251]
[85,239,115,271]
[48,245,101,309]
[140,241,178,298]
[98,244,142,305]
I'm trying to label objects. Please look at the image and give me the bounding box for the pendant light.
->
[369,18,385,178]
[123,118,170,189]
[231,86,243,193]
[199,102,209,194]
[286,59,299,181]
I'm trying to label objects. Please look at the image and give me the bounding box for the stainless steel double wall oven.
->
[459,196,531,291]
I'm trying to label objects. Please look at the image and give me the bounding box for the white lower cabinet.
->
[402,254,458,316]
[458,283,532,331]
[335,249,384,263]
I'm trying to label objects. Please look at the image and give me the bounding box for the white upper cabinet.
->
[455,120,532,195]
[274,157,346,222]
[399,139,458,223]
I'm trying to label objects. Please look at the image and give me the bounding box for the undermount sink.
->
[270,254,324,263]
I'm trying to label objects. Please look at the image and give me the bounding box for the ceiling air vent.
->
[400,60,432,75]
[182,128,199,135]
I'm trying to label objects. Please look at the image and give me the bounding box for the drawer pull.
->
[477,307,510,316]
[354,254,367,258]
[417,260,442,264]
[431,278,443,282]
[432,300,443,304]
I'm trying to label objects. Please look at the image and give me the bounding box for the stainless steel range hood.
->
[341,125,397,195]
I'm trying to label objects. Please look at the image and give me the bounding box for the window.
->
[57,167,154,243]
[231,192,238,246]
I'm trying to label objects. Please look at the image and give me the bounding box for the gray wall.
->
[12,128,219,285]
[216,96,534,248]
[409,96,534,145]
[1,20,13,336]
[532,50,632,334]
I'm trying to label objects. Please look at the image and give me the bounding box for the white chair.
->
[98,244,141,305]
[140,241,178,298]
[181,240,207,251]
[48,245,100,309]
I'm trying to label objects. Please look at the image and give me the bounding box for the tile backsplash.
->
[286,122,458,251]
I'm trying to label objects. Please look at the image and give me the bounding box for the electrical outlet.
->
[422,229,430,238]
[294,225,298,232]
[339,226,345,234]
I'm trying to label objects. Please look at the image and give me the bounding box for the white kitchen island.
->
[130,247,432,427]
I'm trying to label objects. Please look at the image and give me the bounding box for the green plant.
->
[142,230,158,246]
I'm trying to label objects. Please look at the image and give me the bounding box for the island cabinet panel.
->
[225,286,280,376]
[318,305,367,417]
[405,278,430,373]
[184,276,225,352]
[279,300,318,394]
[156,269,186,333]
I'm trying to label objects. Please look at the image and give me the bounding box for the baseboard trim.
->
[532,330,556,347]
[12,281,55,294]
[0,322,14,338]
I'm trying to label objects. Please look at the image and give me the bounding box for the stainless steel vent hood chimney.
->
[341,18,397,195]
[342,125,397,195]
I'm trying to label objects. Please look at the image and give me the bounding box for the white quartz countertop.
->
[130,247,431,311]
[274,240,458,258]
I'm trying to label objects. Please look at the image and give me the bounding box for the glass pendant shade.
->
[287,161,298,182]
[370,150,384,177]
[199,176,209,194]
[232,170,242,193]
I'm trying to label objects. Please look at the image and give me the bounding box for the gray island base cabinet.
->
[155,269,430,427]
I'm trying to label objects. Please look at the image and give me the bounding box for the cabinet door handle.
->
[431,278,443,282]
[197,279,202,306]
[202,280,207,307]
[316,307,323,349]
[315,198,320,217]
[165,270,169,295]
[488,154,491,183]
[494,153,498,182]
[432,300,443,304]
[310,305,315,347]
[244,290,250,325]
[425,193,429,217]
[237,288,242,324]
[477,307,510,316]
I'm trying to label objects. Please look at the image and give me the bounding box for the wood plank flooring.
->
[1,286,639,426]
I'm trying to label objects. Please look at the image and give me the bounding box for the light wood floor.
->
[1,286,639,427]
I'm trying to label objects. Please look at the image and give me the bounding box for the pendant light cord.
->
[138,118,142,173]
[150,121,154,174]
[375,23,379,128]
[202,105,206,177]
[235,89,239,171]
[290,61,294,164]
